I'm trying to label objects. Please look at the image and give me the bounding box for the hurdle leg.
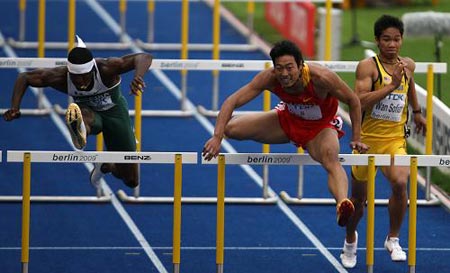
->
[21,153,31,273]
[212,70,220,111]
[296,147,305,199]
[119,0,127,42]
[147,1,155,43]
[216,155,225,273]
[366,156,376,273]
[408,157,418,273]
[19,0,26,41]
[173,155,183,273]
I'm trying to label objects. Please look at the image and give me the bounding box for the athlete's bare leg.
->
[225,110,289,144]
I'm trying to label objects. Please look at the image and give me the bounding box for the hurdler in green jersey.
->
[3,35,153,189]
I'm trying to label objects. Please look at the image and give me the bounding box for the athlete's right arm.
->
[202,70,272,160]
[355,58,403,111]
[4,67,67,121]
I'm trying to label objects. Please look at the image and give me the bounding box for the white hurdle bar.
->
[0,58,445,117]
[2,151,197,203]
[280,152,440,206]
[118,152,277,204]
[201,153,390,205]
[0,58,446,73]
[7,38,259,52]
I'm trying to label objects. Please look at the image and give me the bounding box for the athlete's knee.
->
[391,178,408,197]
[224,119,243,140]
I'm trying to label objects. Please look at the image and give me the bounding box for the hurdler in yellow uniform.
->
[340,15,427,268]
[352,55,410,181]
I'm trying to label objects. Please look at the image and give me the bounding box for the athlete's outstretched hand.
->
[202,136,222,161]
[130,75,146,96]
[3,108,21,121]
[350,141,369,154]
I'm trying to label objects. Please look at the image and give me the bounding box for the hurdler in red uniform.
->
[274,64,344,148]
[203,40,368,228]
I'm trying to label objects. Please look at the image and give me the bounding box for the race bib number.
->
[286,103,322,120]
[371,93,406,122]
[75,92,114,111]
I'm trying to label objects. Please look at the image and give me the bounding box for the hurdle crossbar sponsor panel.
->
[1,151,197,203]
[118,152,278,204]
[203,153,388,206]
[0,58,446,73]
[0,58,445,116]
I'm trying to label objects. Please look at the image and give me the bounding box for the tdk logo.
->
[386,94,404,100]
[124,155,152,160]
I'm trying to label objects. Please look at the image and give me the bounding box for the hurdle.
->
[205,153,390,273]
[117,150,278,204]
[9,0,259,52]
[393,154,450,273]
[7,150,197,273]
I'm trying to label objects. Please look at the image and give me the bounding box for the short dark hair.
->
[67,47,93,64]
[374,15,404,38]
[269,40,303,67]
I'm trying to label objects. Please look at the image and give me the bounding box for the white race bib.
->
[371,93,406,122]
[287,103,322,120]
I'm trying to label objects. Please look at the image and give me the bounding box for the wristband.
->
[412,109,422,114]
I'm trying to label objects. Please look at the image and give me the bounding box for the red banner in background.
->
[265,2,316,59]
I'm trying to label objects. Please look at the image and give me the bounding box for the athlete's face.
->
[376,27,403,58]
[69,71,94,91]
[273,55,301,88]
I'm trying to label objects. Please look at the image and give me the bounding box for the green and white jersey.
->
[67,60,121,111]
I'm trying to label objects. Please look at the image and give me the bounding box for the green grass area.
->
[223,2,450,195]
[225,2,450,102]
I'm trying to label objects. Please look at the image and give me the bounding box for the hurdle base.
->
[117,190,278,204]
[279,191,441,206]
[7,38,131,50]
[54,104,194,117]
[197,105,261,118]
[136,39,258,51]
[0,108,51,116]
[0,195,111,203]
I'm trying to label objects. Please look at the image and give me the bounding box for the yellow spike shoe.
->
[65,103,87,150]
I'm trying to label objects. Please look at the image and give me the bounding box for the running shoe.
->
[90,163,104,189]
[337,198,355,227]
[384,236,407,261]
[340,231,358,268]
[65,103,87,150]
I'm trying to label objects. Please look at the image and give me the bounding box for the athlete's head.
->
[374,15,404,56]
[374,15,404,39]
[270,40,304,88]
[67,36,95,90]
[270,40,303,67]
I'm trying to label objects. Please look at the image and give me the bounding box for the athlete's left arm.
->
[404,57,426,136]
[103,53,153,95]
[318,67,368,153]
